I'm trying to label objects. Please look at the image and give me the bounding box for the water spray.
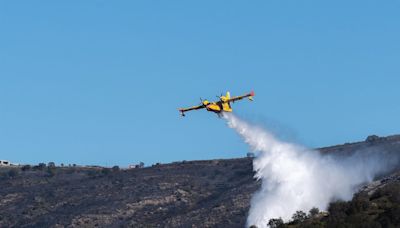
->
[223,113,399,228]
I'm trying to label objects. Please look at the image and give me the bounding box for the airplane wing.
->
[227,91,255,103]
[178,105,205,116]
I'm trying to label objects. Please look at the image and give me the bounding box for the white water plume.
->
[223,113,399,228]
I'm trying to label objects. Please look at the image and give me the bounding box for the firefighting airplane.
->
[178,91,255,117]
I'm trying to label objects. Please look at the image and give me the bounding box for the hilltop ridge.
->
[0,134,399,227]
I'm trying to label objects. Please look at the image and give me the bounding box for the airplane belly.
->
[207,104,221,112]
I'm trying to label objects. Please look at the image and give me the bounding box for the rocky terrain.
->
[0,134,399,228]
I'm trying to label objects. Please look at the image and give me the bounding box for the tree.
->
[268,218,284,228]
[292,211,307,223]
[366,135,382,144]
[309,207,320,217]
[139,162,144,168]
[112,166,120,172]
[34,163,46,171]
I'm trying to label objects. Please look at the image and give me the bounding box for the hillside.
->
[1,135,400,227]
[0,159,257,227]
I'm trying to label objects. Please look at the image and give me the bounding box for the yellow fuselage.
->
[204,101,232,114]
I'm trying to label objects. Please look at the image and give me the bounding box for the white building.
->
[0,160,11,166]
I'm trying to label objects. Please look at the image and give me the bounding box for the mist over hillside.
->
[0,135,399,227]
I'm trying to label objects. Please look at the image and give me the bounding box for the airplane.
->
[178,91,255,117]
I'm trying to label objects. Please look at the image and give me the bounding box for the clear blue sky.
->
[1,1,400,167]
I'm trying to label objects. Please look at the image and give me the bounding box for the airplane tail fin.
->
[223,91,233,112]
[248,90,255,101]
